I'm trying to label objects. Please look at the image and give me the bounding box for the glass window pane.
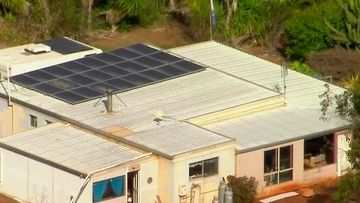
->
[264,173,278,186]
[264,149,278,173]
[189,161,203,178]
[204,158,218,177]
[279,170,293,183]
[280,146,292,170]
[109,176,125,197]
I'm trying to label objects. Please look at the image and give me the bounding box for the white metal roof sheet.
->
[126,122,232,156]
[0,41,350,155]
[170,42,349,151]
[0,123,144,174]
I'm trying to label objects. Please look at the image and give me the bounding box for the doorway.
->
[127,171,139,203]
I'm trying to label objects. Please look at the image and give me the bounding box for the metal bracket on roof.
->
[93,94,127,108]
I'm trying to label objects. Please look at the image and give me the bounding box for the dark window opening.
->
[189,157,218,178]
[304,134,334,169]
[30,115,37,127]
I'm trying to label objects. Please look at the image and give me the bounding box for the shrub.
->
[285,0,344,59]
[290,61,316,76]
[230,0,266,44]
[227,175,258,203]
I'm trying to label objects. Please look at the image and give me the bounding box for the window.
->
[264,145,293,186]
[304,134,334,169]
[189,157,218,178]
[30,115,37,127]
[93,176,125,202]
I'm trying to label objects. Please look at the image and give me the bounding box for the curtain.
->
[110,176,124,197]
[93,180,108,202]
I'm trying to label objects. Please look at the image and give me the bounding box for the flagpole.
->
[210,13,213,41]
[210,0,215,41]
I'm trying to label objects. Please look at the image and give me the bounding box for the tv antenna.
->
[281,65,288,104]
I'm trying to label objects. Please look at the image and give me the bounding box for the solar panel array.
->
[11,44,206,104]
[41,37,92,54]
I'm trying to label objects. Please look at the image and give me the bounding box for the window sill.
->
[189,174,218,180]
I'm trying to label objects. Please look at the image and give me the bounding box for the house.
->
[0,39,351,203]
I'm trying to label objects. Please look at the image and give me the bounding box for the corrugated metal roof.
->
[0,123,144,174]
[170,42,349,151]
[1,58,279,133]
[126,122,232,156]
[0,41,350,156]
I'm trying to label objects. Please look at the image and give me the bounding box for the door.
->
[127,171,139,203]
[337,132,351,176]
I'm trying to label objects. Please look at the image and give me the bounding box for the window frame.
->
[92,175,125,203]
[189,157,218,179]
[264,145,293,186]
[30,115,37,127]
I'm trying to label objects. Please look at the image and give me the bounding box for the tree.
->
[320,74,360,202]
[107,0,165,31]
[326,0,360,52]
[227,175,258,203]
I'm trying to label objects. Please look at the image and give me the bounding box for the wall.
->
[0,98,57,137]
[77,156,159,203]
[170,143,235,203]
[0,148,84,203]
[236,140,304,193]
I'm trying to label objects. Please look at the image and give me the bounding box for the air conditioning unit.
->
[25,44,51,54]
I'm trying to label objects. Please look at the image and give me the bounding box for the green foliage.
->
[48,0,84,38]
[285,0,344,59]
[110,0,165,28]
[336,171,360,202]
[111,0,144,16]
[320,73,360,202]
[0,0,26,15]
[326,0,360,51]
[227,175,257,203]
[290,61,316,76]
[230,0,265,42]
[186,0,225,40]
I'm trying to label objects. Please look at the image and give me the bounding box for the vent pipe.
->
[106,89,113,113]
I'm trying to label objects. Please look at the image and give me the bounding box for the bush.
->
[290,61,316,76]
[185,0,225,41]
[285,0,344,59]
[227,175,258,203]
[230,0,266,44]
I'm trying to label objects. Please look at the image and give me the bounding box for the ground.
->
[84,20,193,51]
[257,177,337,203]
[0,194,18,203]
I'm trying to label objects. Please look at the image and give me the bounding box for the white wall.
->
[0,98,58,137]
[0,148,84,203]
[170,143,235,203]
[236,140,304,192]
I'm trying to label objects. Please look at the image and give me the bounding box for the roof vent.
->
[106,89,113,113]
[24,44,51,54]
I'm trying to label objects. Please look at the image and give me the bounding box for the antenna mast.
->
[281,66,288,104]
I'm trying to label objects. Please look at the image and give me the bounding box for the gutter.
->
[236,124,352,154]
[0,92,173,160]
[69,153,152,203]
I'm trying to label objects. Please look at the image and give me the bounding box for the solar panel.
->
[11,43,206,104]
[41,37,93,54]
